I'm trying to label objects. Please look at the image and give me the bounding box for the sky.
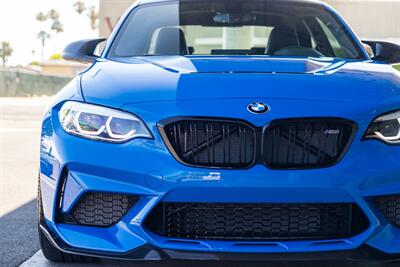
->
[0,0,99,65]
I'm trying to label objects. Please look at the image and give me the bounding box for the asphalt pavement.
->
[0,97,46,266]
[0,97,398,267]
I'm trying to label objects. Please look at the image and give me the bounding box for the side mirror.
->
[362,40,400,64]
[62,38,106,63]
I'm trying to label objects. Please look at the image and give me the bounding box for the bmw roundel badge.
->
[247,102,269,114]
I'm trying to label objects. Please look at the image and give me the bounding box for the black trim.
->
[158,116,358,170]
[54,168,69,224]
[39,223,400,262]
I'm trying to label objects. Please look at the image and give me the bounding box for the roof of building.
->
[40,59,88,68]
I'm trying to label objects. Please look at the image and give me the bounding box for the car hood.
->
[81,56,400,109]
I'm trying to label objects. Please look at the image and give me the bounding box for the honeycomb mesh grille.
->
[373,195,400,227]
[145,202,369,241]
[63,192,138,227]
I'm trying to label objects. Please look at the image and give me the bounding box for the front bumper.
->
[39,224,400,262]
[39,100,400,259]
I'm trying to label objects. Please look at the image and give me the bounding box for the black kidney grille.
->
[62,192,138,227]
[160,118,356,169]
[161,120,255,168]
[145,202,369,241]
[372,195,400,227]
[264,119,356,168]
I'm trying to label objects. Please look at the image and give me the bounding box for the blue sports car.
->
[38,0,400,263]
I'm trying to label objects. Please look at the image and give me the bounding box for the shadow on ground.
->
[0,199,39,266]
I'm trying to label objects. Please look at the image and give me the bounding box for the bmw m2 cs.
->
[38,0,400,262]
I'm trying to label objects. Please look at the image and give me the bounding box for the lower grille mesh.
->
[62,192,138,227]
[145,202,369,241]
[373,195,400,227]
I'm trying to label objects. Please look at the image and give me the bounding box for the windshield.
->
[108,0,364,59]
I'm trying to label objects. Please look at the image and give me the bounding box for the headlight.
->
[59,101,152,143]
[364,110,400,144]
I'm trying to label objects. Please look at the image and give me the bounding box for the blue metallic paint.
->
[39,0,400,260]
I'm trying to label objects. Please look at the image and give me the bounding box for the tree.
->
[36,12,48,22]
[74,2,98,30]
[87,6,98,30]
[0,41,13,67]
[48,9,60,20]
[73,1,86,15]
[51,20,64,33]
[35,9,63,62]
[37,31,51,62]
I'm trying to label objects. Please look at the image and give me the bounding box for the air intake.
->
[160,118,255,168]
[372,194,400,228]
[263,118,356,169]
[145,202,369,241]
[159,117,356,169]
[61,192,138,227]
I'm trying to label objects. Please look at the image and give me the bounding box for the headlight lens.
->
[364,110,400,144]
[59,101,152,142]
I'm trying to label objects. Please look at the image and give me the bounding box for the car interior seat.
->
[266,26,299,55]
[154,27,189,55]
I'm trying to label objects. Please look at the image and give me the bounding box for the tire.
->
[37,176,97,263]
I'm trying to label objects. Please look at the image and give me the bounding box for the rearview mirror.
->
[362,40,400,64]
[62,38,106,63]
[213,13,256,25]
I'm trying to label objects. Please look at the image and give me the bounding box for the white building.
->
[99,0,400,44]
[324,0,400,44]
[99,0,135,38]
